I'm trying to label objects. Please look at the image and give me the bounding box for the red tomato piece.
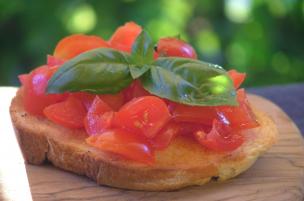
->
[113,96,171,139]
[99,91,125,111]
[157,37,197,59]
[150,122,180,150]
[84,96,113,135]
[86,129,155,165]
[178,122,211,136]
[21,65,67,116]
[109,22,142,52]
[71,92,96,110]
[216,89,259,130]
[170,102,216,126]
[54,34,109,60]
[18,74,29,86]
[228,69,246,89]
[123,80,150,102]
[47,55,65,67]
[43,96,87,129]
[194,119,244,152]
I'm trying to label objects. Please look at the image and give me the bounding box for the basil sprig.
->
[47,31,237,106]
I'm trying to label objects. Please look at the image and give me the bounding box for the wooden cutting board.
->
[1,87,304,201]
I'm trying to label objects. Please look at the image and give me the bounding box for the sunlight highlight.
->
[0,87,32,201]
[66,4,97,33]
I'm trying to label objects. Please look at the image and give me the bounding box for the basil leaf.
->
[129,31,154,79]
[131,31,154,65]
[129,64,151,79]
[47,48,132,94]
[141,57,237,106]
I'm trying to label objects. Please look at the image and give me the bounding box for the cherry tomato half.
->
[43,96,87,129]
[216,89,259,131]
[150,122,180,150]
[99,91,125,111]
[228,69,246,89]
[113,96,171,139]
[194,119,244,152]
[170,103,216,126]
[123,80,150,102]
[21,65,67,116]
[84,96,113,135]
[86,129,154,165]
[54,34,109,60]
[47,55,65,67]
[109,22,142,53]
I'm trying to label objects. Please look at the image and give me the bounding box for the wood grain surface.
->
[1,87,304,201]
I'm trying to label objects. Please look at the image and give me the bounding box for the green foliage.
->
[0,0,304,87]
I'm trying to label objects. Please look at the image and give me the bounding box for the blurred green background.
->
[1,0,303,87]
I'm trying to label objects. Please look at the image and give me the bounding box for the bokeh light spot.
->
[225,0,252,23]
[196,30,220,56]
[272,52,290,74]
[267,1,287,17]
[66,4,97,33]
[147,20,182,40]
[226,42,247,70]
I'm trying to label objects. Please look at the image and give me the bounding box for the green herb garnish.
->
[47,31,237,106]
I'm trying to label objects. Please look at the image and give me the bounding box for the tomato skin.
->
[86,129,154,165]
[21,65,67,116]
[216,89,259,130]
[70,92,96,111]
[109,22,142,52]
[157,37,197,59]
[47,55,65,67]
[150,122,180,150]
[99,92,125,111]
[170,103,216,126]
[228,70,246,89]
[113,96,171,139]
[18,74,29,86]
[43,96,87,129]
[194,119,244,152]
[123,80,150,102]
[54,34,109,60]
[84,96,113,135]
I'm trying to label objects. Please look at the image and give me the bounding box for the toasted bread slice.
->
[10,89,277,191]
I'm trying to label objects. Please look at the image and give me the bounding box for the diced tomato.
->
[170,103,216,126]
[109,22,142,52]
[99,91,125,111]
[43,96,87,129]
[21,65,67,116]
[71,92,96,110]
[84,96,113,135]
[150,122,180,150]
[123,80,150,102]
[228,69,246,89]
[153,51,159,60]
[194,119,244,152]
[18,74,29,86]
[216,89,259,130]
[178,122,211,136]
[113,96,171,139]
[54,34,109,60]
[157,37,197,59]
[86,129,154,165]
[47,55,65,67]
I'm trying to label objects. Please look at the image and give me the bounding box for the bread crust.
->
[10,89,277,191]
